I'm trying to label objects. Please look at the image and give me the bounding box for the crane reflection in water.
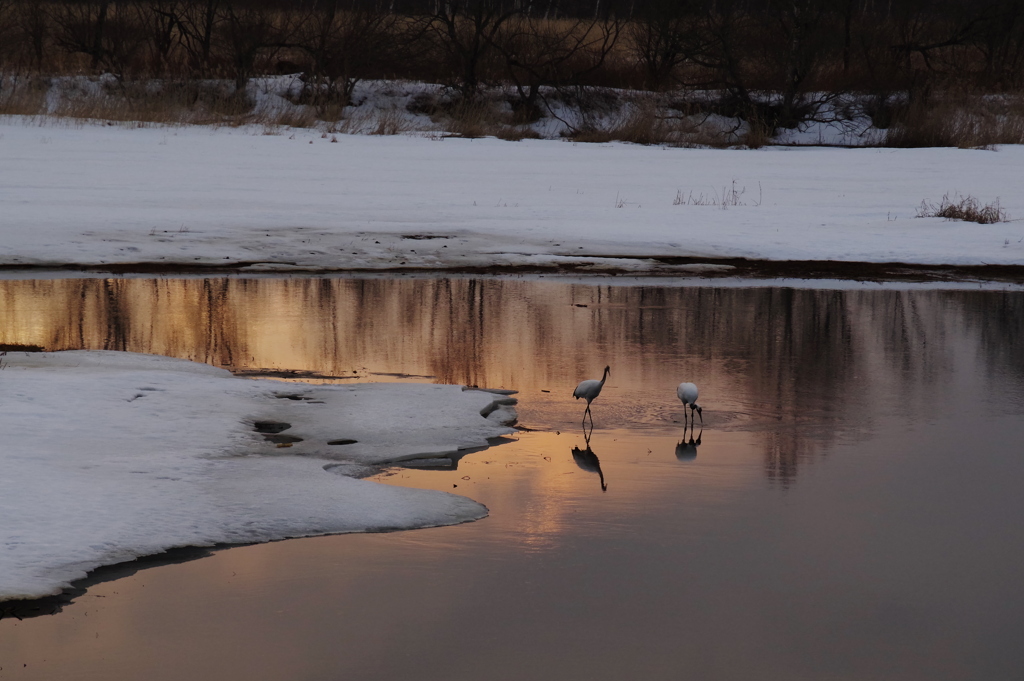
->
[675,426,702,462]
[571,428,607,492]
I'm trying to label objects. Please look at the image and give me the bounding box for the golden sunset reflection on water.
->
[0,276,901,479]
[3,276,1022,480]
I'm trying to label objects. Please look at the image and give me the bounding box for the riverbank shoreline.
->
[2,258,1024,284]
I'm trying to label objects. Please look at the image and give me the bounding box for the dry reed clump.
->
[435,97,517,138]
[0,76,50,116]
[885,94,1024,148]
[369,107,411,135]
[408,92,530,139]
[324,108,408,135]
[665,102,741,147]
[916,192,1009,224]
[673,179,762,208]
[567,97,742,147]
[566,98,675,145]
[267,104,318,129]
[739,115,772,149]
[606,102,672,144]
[439,99,497,138]
[494,125,541,141]
[326,110,366,134]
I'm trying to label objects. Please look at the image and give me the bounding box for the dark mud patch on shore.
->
[0,546,218,621]
[0,343,45,352]
[1,258,1023,283]
[233,368,363,380]
[651,257,1024,284]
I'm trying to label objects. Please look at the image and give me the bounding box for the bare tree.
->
[427,0,523,97]
[49,0,149,76]
[177,0,223,73]
[494,14,620,120]
[296,0,402,110]
[0,0,15,65]
[627,0,699,91]
[49,0,113,70]
[219,0,300,93]
[15,0,51,70]
[131,0,185,75]
[771,0,837,129]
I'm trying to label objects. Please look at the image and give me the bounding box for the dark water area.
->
[1,277,1023,680]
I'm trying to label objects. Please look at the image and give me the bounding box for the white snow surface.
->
[0,350,515,601]
[2,116,1024,271]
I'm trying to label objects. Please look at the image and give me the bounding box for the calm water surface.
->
[1,277,1023,681]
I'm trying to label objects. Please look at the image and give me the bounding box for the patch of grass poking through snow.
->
[674,180,762,209]
[916,193,1009,224]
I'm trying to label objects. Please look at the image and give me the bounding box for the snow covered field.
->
[0,350,516,601]
[2,116,1023,273]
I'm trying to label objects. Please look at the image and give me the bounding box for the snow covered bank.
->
[1,117,1023,274]
[0,350,515,601]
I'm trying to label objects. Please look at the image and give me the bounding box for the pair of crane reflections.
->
[570,367,704,492]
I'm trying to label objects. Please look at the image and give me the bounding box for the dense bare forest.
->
[2,0,1023,143]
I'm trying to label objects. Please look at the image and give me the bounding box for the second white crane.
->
[677,382,703,426]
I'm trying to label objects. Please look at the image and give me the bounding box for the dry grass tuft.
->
[269,105,318,129]
[567,99,684,145]
[442,101,492,138]
[674,180,761,208]
[566,97,744,147]
[916,192,1009,224]
[0,76,50,116]
[494,125,541,141]
[369,107,410,135]
[411,94,541,140]
[740,115,772,149]
[436,98,508,138]
[603,102,671,144]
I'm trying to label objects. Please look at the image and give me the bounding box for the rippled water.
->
[1,277,1023,680]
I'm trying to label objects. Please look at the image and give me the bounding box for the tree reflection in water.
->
[1,277,1021,485]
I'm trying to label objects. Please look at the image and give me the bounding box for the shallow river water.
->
[1,276,1023,681]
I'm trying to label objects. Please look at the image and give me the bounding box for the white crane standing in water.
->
[677,382,703,427]
[574,366,610,428]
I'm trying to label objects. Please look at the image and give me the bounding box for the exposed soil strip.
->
[2,257,1023,283]
[232,368,363,380]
